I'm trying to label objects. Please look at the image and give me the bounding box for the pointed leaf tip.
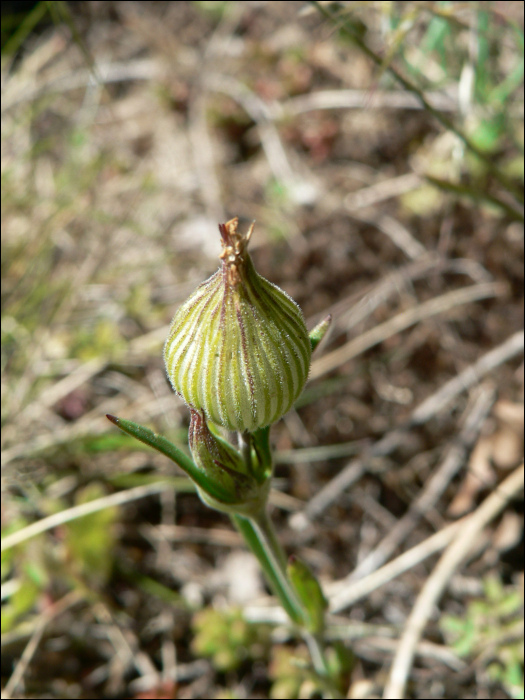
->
[309,314,332,352]
[287,555,328,635]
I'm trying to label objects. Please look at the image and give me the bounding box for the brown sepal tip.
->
[218,217,255,286]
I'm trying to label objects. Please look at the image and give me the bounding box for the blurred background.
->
[1,2,524,698]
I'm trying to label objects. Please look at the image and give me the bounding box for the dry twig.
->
[411,330,524,424]
[1,481,186,552]
[282,89,458,115]
[383,463,524,699]
[3,590,84,699]
[350,384,496,579]
[204,74,317,205]
[310,282,505,381]
[349,212,427,260]
[343,172,422,212]
[292,330,524,530]
[328,518,465,613]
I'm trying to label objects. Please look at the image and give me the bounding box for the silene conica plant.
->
[107,217,344,696]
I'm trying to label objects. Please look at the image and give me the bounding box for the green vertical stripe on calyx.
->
[164,218,311,433]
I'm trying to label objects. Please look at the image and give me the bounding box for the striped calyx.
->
[164,217,311,432]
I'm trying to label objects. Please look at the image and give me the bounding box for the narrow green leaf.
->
[105,415,237,505]
[309,314,332,352]
[287,555,328,635]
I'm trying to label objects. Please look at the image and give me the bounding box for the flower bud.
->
[188,408,269,514]
[164,217,311,432]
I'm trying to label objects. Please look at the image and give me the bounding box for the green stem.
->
[251,508,289,572]
[304,631,335,690]
[252,425,273,481]
[239,431,253,476]
[107,416,339,694]
[231,511,304,625]
[232,508,340,697]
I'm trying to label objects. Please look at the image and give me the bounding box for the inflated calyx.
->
[164,217,311,432]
